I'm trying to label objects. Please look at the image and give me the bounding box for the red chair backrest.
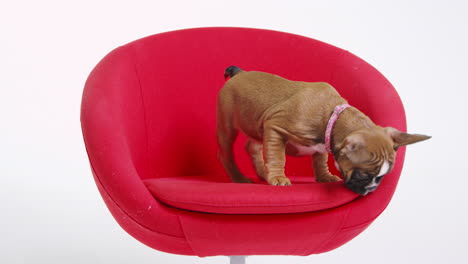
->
[107,27,406,180]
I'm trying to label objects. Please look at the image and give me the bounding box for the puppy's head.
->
[334,127,430,195]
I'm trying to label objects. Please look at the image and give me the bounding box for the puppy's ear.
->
[384,127,431,150]
[339,134,370,164]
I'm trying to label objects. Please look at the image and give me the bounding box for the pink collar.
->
[325,104,351,153]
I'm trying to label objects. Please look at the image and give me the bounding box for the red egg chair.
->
[81,27,406,262]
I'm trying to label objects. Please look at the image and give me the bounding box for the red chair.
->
[81,28,406,261]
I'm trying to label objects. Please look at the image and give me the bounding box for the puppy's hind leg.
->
[217,124,253,183]
[263,124,291,186]
[245,138,267,181]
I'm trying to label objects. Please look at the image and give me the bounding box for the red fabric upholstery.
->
[81,27,406,256]
[143,176,358,214]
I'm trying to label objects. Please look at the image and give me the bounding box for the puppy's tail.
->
[224,66,243,80]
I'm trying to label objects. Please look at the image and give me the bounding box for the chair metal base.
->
[229,256,246,264]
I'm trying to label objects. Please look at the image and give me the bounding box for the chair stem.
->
[229,256,246,264]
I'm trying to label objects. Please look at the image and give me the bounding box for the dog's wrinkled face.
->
[334,127,430,195]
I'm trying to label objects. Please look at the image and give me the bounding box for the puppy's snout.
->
[345,170,383,195]
[364,176,383,192]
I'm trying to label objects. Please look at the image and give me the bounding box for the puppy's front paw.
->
[268,176,292,186]
[316,174,342,183]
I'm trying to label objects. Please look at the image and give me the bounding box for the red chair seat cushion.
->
[143,176,359,214]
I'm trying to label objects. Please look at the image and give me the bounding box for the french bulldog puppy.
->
[216,66,430,195]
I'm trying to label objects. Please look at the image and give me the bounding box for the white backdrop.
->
[1,0,467,263]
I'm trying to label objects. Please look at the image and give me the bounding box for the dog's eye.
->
[351,170,372,181]
[375,175,384,184]
[370,167,380,175]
